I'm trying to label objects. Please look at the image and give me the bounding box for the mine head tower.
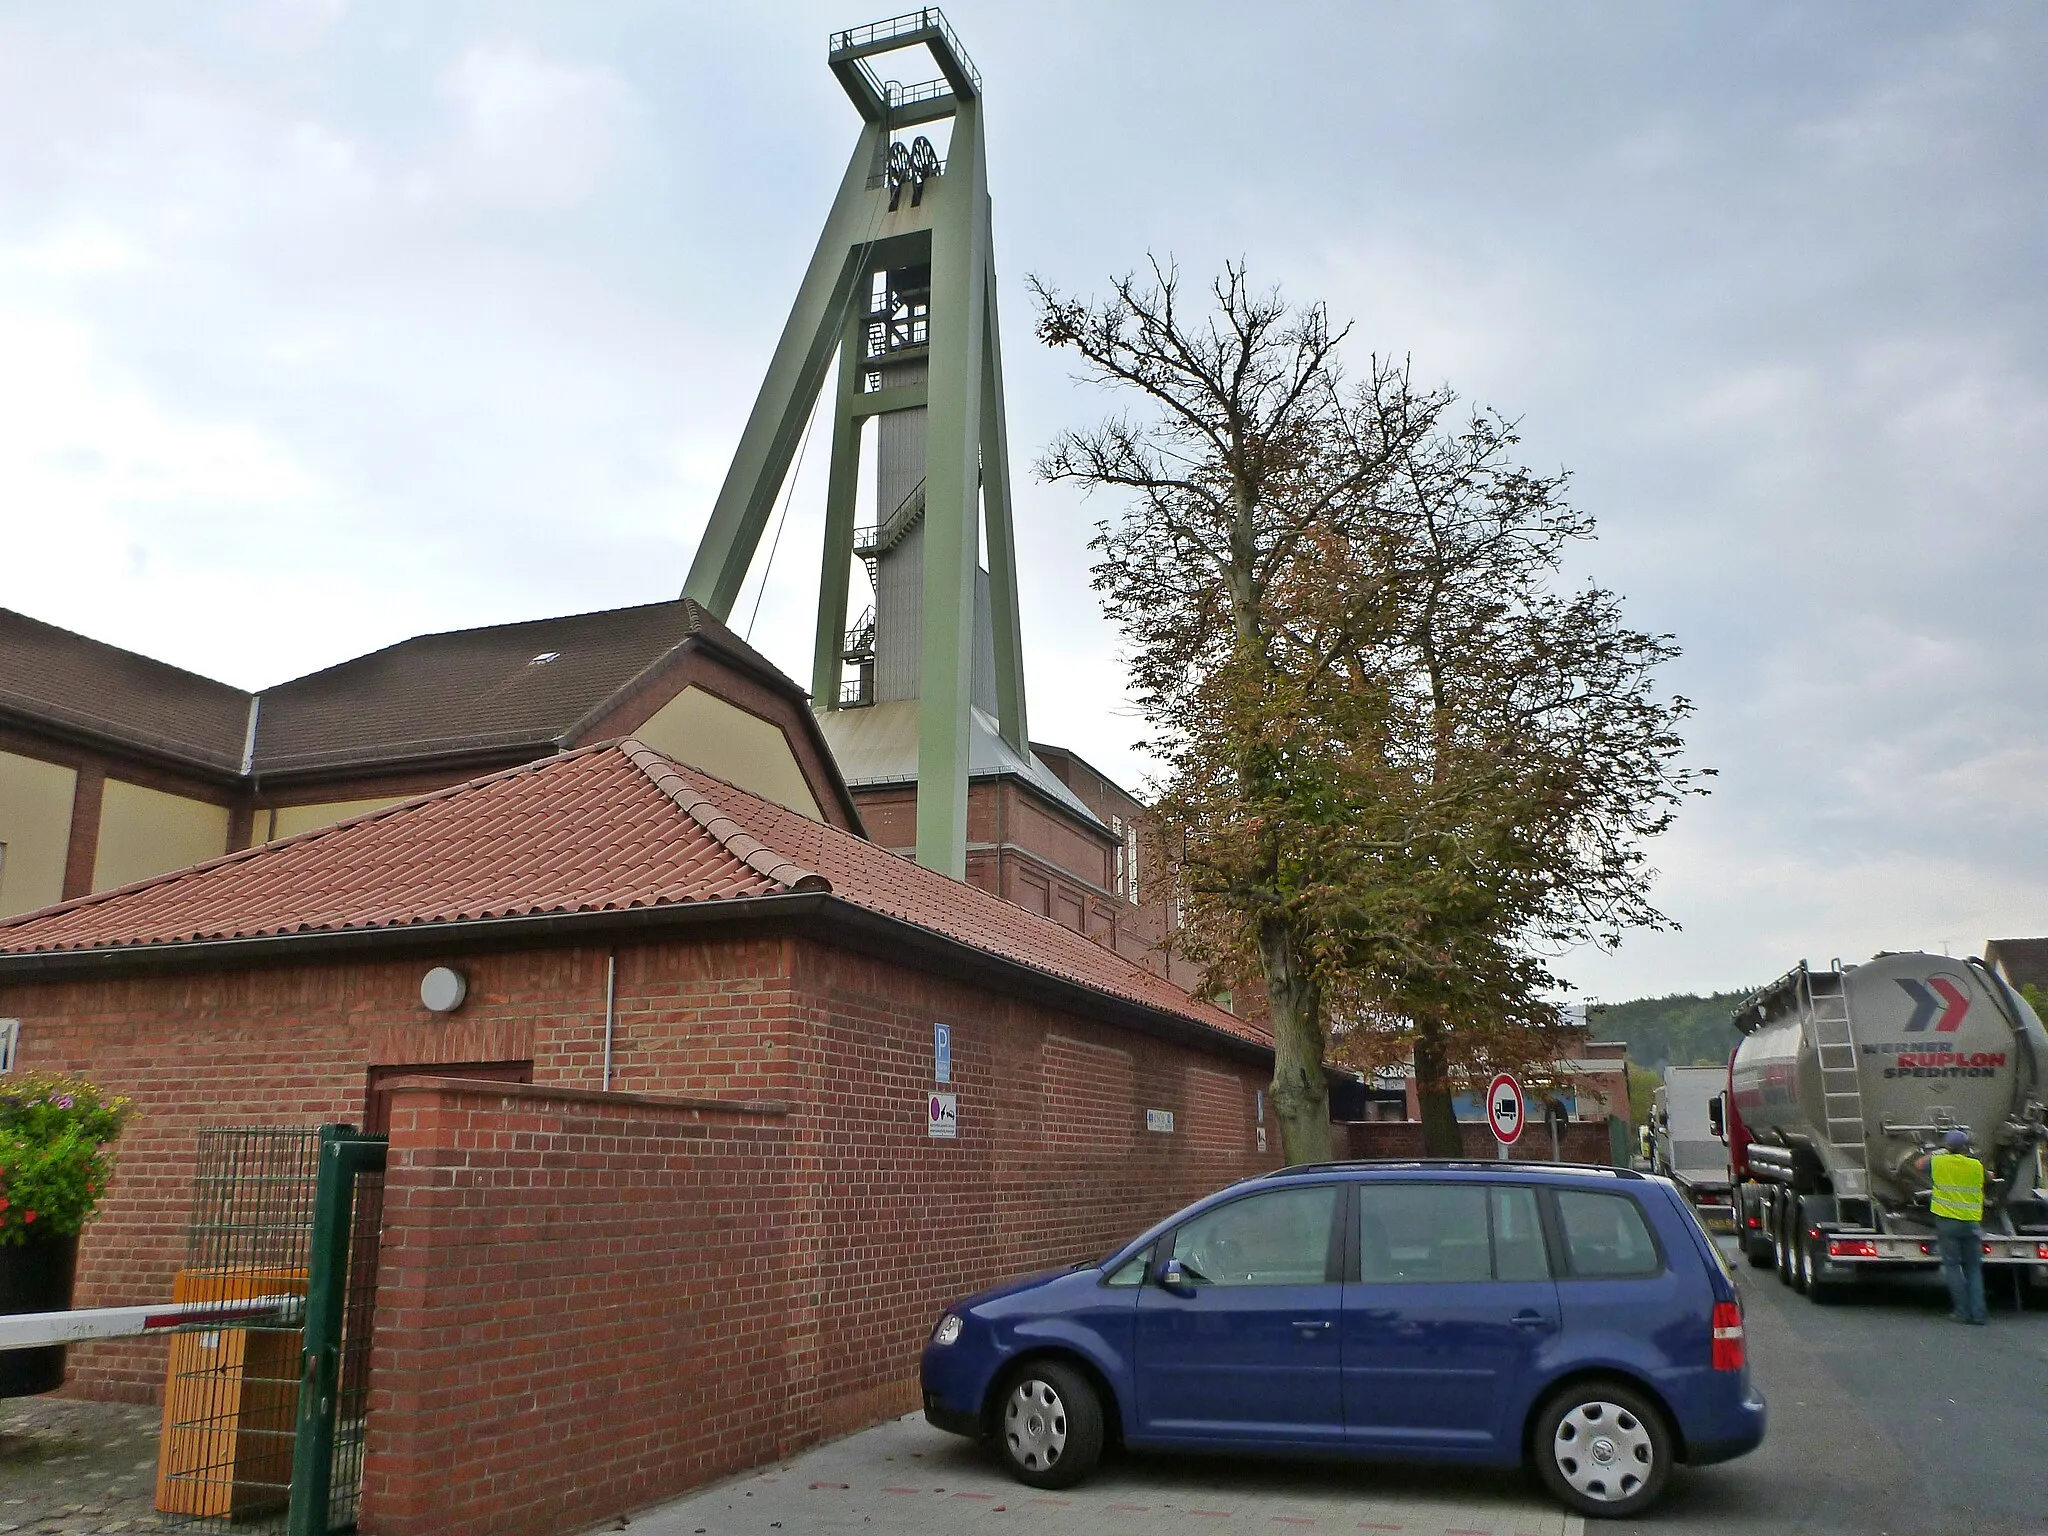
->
[682,11,1034,879]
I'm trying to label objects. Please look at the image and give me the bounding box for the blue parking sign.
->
[934,1022,952,1084]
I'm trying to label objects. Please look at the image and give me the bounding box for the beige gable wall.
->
[93,779,232,894]
[0,751,79,919]
[270,796,411,842]
[631,686,823,822]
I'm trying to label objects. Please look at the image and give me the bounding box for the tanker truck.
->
[1725,952,2048,1302]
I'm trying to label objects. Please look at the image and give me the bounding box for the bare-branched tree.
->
[1035,258,1705,1161]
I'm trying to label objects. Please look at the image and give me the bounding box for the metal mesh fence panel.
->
[324,1163,383,1530]
[157,1128,320,1531]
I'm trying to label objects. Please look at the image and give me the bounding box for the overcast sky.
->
[3,2,2044,1005]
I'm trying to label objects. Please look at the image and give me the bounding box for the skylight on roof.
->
[528,651,561,666]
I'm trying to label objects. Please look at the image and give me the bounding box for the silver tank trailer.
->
[1731,952,2048,1212]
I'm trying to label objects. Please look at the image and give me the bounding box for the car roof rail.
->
[1253,1158,1643,1181]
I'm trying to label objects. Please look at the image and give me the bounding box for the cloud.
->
[426,44,635,211]
[1,1,2045,1005]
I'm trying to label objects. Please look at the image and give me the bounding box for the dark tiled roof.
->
[0,741,1267,1052]
[1984,938,2048,990]
[0,609,250,774]
[0,601,808,782]
[251,598,794,776]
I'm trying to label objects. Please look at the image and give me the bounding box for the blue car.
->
[921,1160,1764,1518]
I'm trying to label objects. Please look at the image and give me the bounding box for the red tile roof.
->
[0,741,1267,1051]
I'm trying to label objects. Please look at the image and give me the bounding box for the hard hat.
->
[1942,1128,1969,1151]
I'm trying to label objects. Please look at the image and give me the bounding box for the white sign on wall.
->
[0,1019,17,1075]
[1146,1108,1175,1134]
[928,1091,958,1139]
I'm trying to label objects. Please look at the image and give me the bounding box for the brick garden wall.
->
[1337,1118,1620,1164]
[362,1080,794,1536]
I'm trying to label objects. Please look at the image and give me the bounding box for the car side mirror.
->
[1708,1094,1726,1142]
[1157,1257,1195,1296]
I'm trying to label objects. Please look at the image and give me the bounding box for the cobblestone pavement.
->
[0,1397,162,1535]
[618,1414,1583,1536]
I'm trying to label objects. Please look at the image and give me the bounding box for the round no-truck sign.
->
[1487,1072,1525,1146]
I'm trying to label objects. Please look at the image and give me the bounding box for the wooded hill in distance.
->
[1586,990,1755,1072]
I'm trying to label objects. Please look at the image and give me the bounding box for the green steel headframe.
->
[680,11,1027,878]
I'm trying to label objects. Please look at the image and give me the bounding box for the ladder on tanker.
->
[1806,970,1870,1199]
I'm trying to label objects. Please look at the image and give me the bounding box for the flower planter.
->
[0,1232,79,1396]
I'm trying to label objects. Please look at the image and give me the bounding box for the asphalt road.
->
[1613,1239,2048,1536]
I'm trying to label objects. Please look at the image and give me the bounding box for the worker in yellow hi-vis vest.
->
[1916,1129,1988,1325]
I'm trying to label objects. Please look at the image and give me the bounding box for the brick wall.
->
[1,923,1277,1528]
[0,946,619,1400]
[1337,1118,1620,1165]
[359,943,1278,1536]
[780,939,1277,1443]
[363,1081,794,1536]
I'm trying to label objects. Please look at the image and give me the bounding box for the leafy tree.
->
[1591,990,1754,1072]
[1035,259,1704,1160]
[1627,1062,1663,1128]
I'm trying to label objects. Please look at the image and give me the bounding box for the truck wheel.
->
[1775,1207,1793,1287]
[1533,1380,1672,1518]
[1792,1227,1811,1293]
[992,1360,1103,1490]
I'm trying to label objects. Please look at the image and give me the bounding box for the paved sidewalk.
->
[0,1396,162,1535]
[617,1414,1583,1536]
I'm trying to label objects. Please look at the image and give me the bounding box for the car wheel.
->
[993,1360,1103,1490]
[1534,1380,1672,1518]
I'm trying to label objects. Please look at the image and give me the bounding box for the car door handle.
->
[1511,1310,1551,1330]
[1292,1319,1332,1335]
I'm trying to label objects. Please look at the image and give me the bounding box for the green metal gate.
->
[285,1125,387,1536]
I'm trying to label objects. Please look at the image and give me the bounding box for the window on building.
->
[1555,1190,1662,1278]
[1170,1186,1336,1287]
[1112,815,1126,898]
[1124,821,1140,905]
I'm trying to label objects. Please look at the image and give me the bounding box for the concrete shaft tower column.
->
[681,11,1028,879]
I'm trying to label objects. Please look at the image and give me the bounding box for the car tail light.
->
[2037,1243,2048,1261]
[1828,1238,1878,1258]
[1711,1301,1744,1371]
[1747,1215,1761,1229]
[1983,1243,1995,1256]
[1919,1242,1932,1255]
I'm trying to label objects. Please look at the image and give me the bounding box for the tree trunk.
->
[1412,1025,1463,1158]
[1260,915,1331,1164]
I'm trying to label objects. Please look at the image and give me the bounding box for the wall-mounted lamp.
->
[420,967,467,1014]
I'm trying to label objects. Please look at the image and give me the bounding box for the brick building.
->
[0,739,1275,1533]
